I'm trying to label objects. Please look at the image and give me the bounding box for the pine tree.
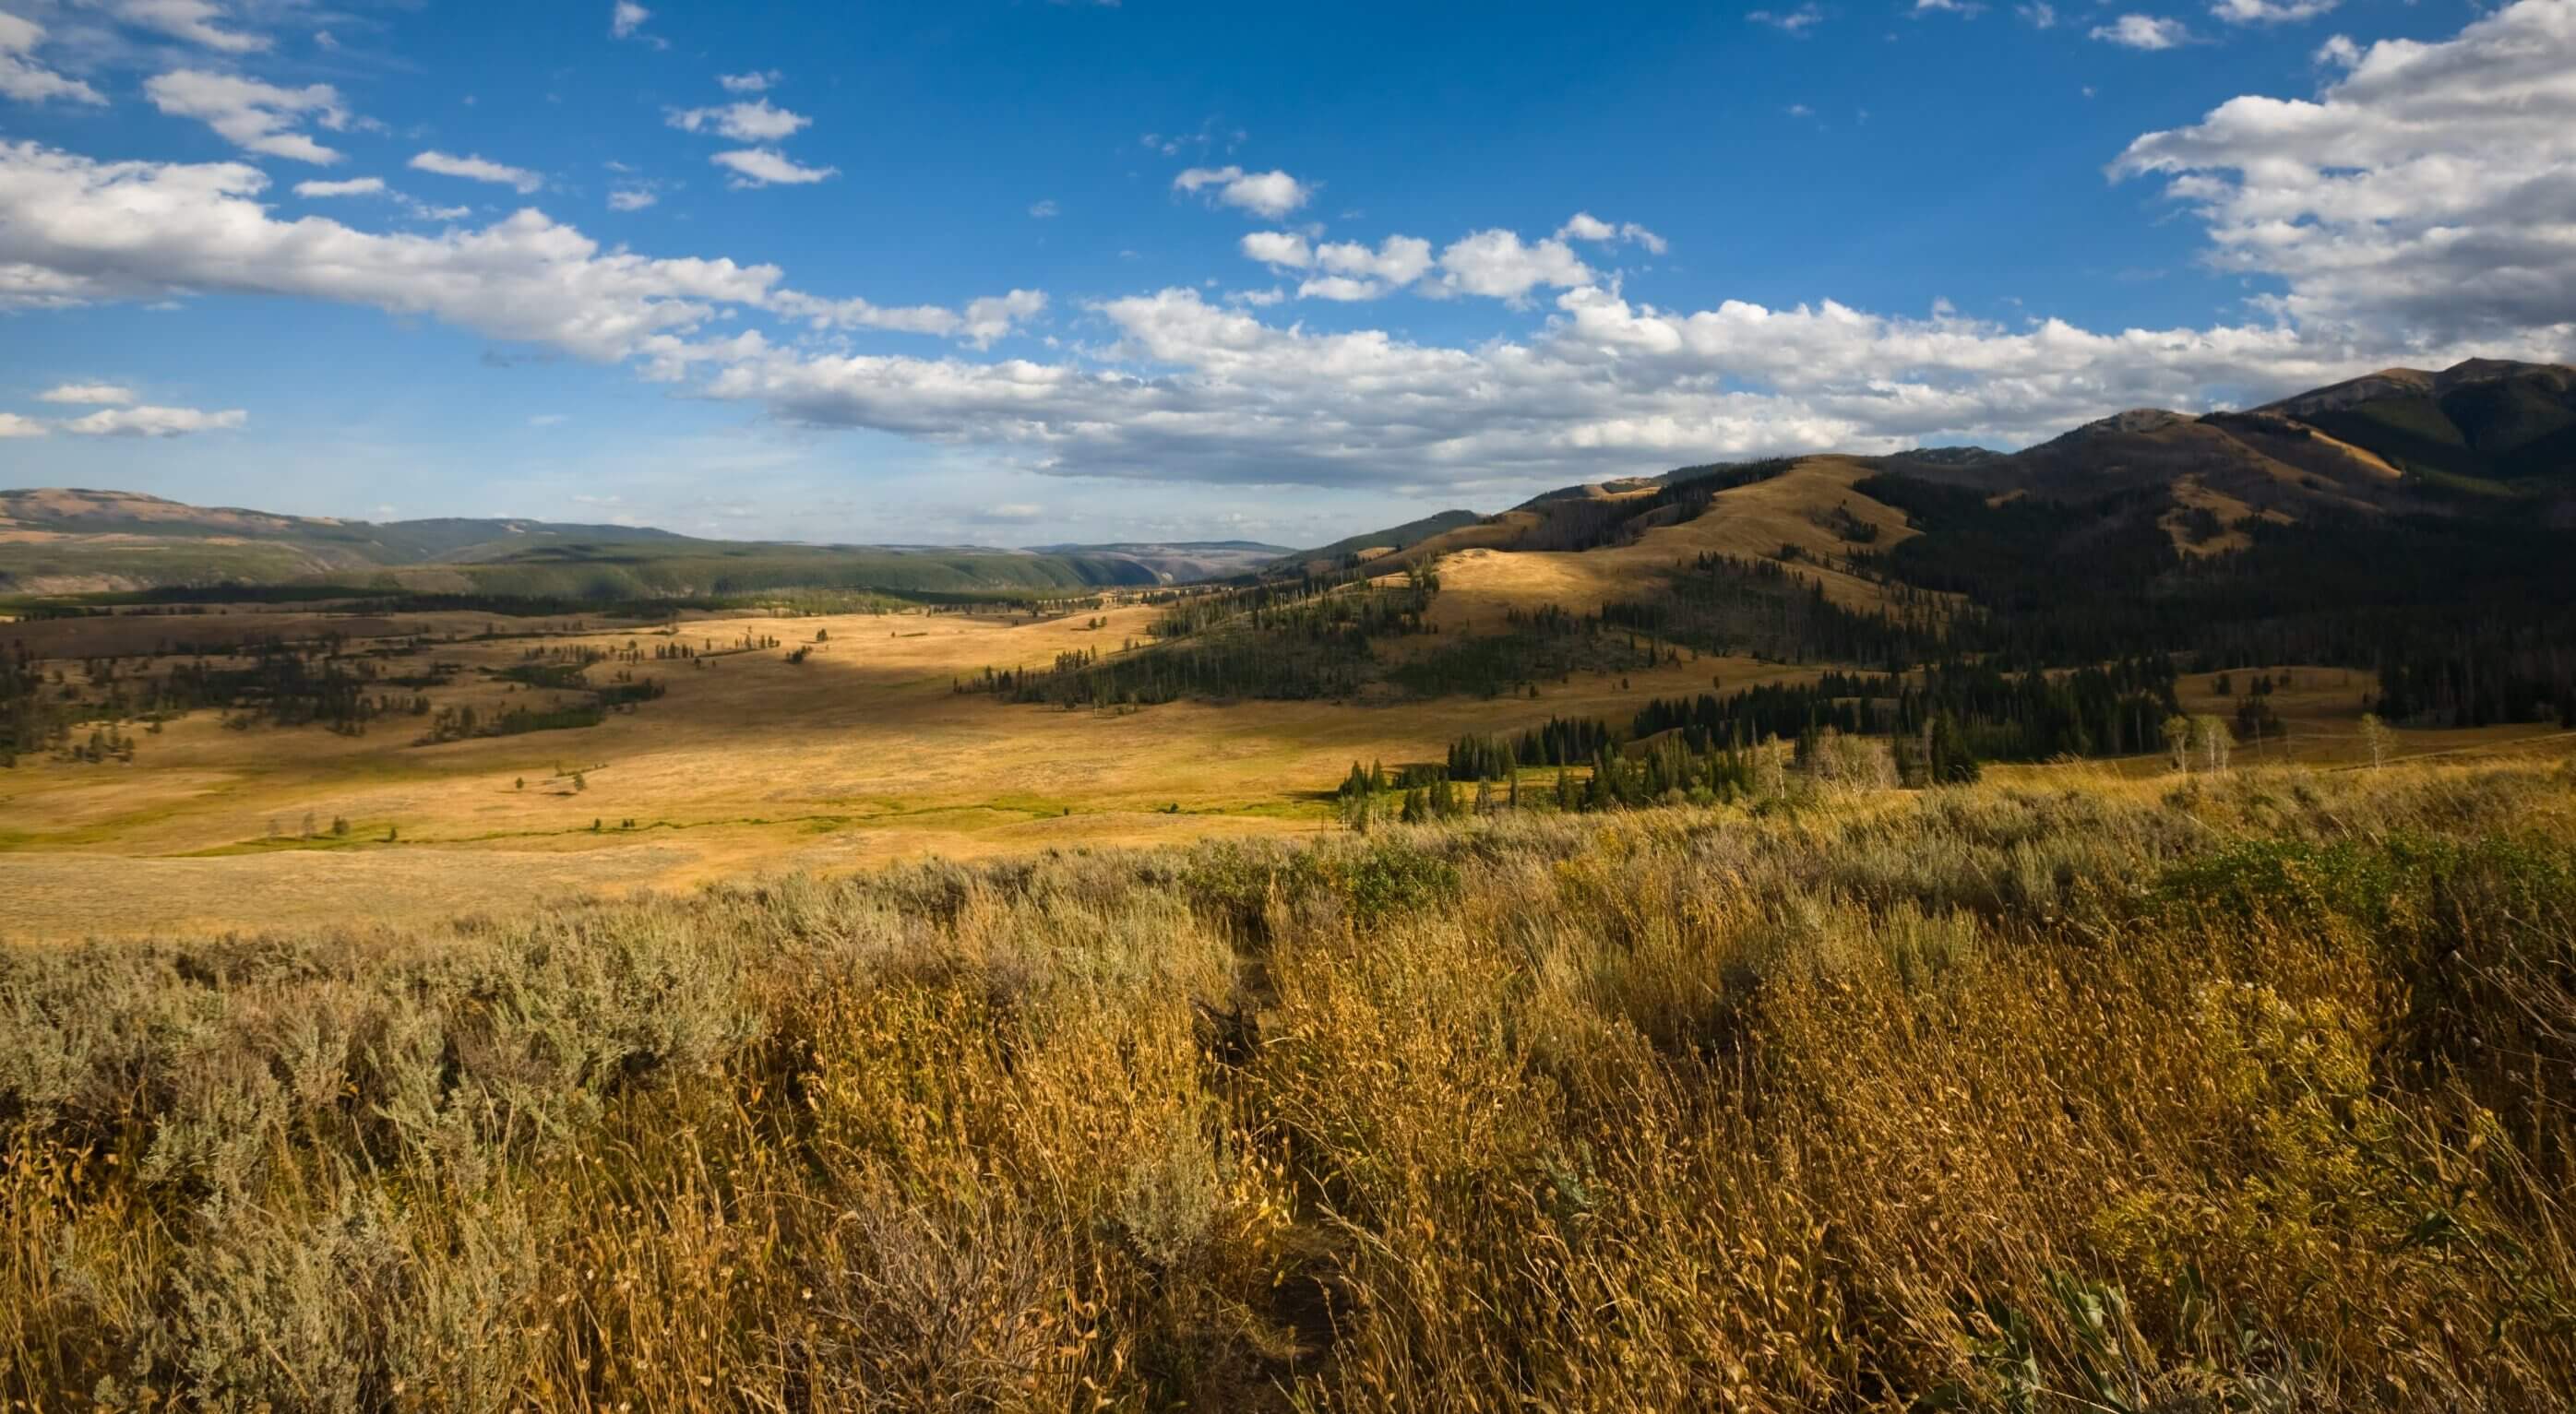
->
[1928,713,1981,784]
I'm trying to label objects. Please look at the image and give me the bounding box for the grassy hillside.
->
[0,488,694,592]
[5,758,2570,1408]
[0,491,1174,599]
[2259,359,2576,485]
[1280,508,1485,569]
[15,358,2570,602]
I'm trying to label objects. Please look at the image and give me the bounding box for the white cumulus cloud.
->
[146,70,352,164]
[2210,0,2337,23]
[1241,231,1314,268]
[1556,211,1668,255]
[2091,13,2192,47]
[1435,230,1596,304]
[0,141,791,359]
[294,176,385,197]
[117,0,267,53]
[39,382,137,404]
[667,98,811,142]
[410,150,543,194]
[1242,231,1444,299]
[0,12,103,105]
[6,0,2572,499]
[711,148,836,187]
[2114,0,2576,347]
[62,404,246,436]
[1173,165,1312,219]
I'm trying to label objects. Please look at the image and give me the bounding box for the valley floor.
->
[4,599,2570,938]
[3,600,1828,938]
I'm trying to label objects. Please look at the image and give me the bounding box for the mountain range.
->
[6,358,2569,602]
[0,487,1290,598]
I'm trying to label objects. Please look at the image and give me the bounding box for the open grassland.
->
[0,602,1818,938]
[5,593,2565,939]
[3,759,2572,1409]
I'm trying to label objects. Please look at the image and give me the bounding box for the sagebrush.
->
[4,760,2572,1410]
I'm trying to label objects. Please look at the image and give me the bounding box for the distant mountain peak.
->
[1890,446,2000,466]
[2257,357,2575,420]
[2090,409,2193,435]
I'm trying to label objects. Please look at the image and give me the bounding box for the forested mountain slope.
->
[1002,359,2574,743]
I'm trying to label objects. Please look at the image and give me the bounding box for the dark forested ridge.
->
[13,360,2573,744]
[984,359,2576,753]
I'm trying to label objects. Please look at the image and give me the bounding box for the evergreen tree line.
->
[1850,473,2576,706]
[993,571,1440,707]
[1444,717,1616,779]
[1144,566,1432,642]
[1387,606,1663,699]
[996,634,1376,707]
[1341,734,1769,825]
[2372,633,2576,730]
[1602,553,1947,670]
[1628,659,2178,766]
[1,645,81,766]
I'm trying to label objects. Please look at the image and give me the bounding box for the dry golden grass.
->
[5,757,2570,1409]
[0,600,1833,939]
[6,589,2562,941]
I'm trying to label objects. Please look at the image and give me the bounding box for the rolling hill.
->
[0,490,1251,598]
[990,356,2572,731]
[1274,509,1485,572]
[10,359,2570,611]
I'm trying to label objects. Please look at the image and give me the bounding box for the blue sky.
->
[2,0,2570,546]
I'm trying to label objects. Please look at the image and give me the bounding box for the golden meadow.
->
[4,759,2572,1410]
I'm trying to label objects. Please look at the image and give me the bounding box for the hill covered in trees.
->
[996,360,2576,757]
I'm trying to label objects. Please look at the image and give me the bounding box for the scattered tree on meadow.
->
[2162,715,2194,773]
[2191,715,2235,773]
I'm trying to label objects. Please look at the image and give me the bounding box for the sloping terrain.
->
[1423,456,1919,632]
[1873,357,2576,548]
[0,490,1177,598]
[1277,509,1484,571]
[2257,358,2576,486]
[1004,357,2570,727]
